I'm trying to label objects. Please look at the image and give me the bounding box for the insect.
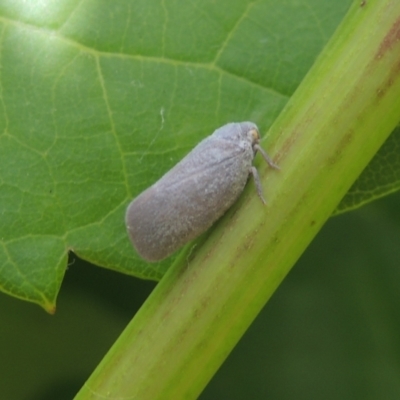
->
[126,121,279,262]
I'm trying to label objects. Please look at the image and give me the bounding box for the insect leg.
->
[254,144,280,170]
[250,166,267,204]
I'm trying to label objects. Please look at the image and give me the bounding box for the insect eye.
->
[248,128,260,143]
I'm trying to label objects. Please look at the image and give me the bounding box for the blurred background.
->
[1,191,399,400]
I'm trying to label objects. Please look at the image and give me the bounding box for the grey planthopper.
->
[126,121,279,262]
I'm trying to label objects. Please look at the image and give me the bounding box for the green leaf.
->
[0,0,399,310]
[336,125,400,213]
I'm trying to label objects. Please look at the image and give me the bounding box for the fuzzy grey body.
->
[126,122,276,262]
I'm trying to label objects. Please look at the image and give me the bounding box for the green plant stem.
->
[75,1,400,399]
